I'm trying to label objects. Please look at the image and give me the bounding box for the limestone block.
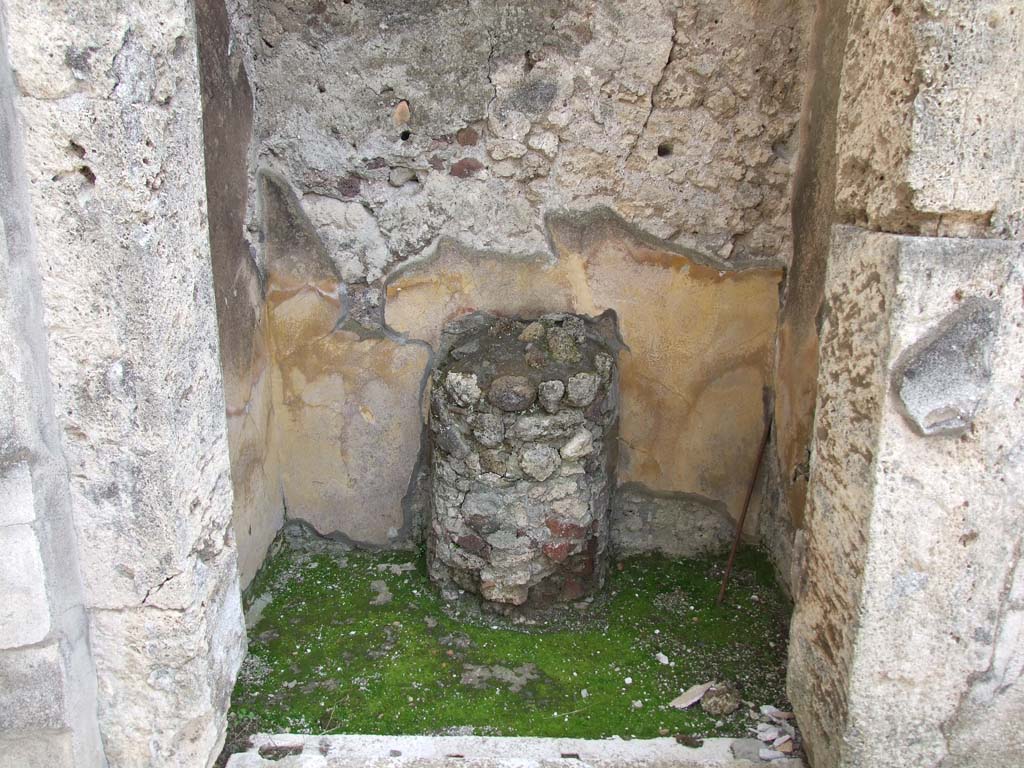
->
[4,0,247,763]
[0,525,50,649]
[835,0,1024,235]
[788,226,1024,768]
[0,642,66,730]
[0,463,34,526]
[0,732,74,768]
[89,557,245,768]
[13,89,239,612]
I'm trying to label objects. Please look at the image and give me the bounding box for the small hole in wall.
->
[400,130,411,141]
[316,82,326,93]
[79,166,96,184]
[657,142,673,158]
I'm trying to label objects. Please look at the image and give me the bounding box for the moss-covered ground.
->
[223,538,790,758]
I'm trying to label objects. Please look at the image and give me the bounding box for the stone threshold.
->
[226,734,804,766]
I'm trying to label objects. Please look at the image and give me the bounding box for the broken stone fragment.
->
[561,427,594,459]
[392,100,411,126]
[467,514,500,535]
[669,681,715,710]
[478,449,510,476]
[480,580,528,605]
[470,413,504,448]
[518,321,546,342]
[595,352,614,384]
[455,126,479,146]
[545,517,587,538]
[893,298,999,436]
[519,443,560,481]
[450,339,481,360]
[527,130,558,158]
[445,371,482,407]
[462,452,482,475]
[701,682,742,716]
[538,380,565,413]
[455,534,488,556]
[542,541,571,562]
[567,372,599,407]
[435,423,471,459]
[369,580,393,606]
[484,529,518,550]
[511,410,585,440]
[388,167,417,187]
[487,375,537,412]
[547,326,581,363]
[524,347,549,368]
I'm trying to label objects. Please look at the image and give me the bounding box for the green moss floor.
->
[224,536,791,755]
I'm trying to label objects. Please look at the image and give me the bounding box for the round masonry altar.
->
[427,312,619,610]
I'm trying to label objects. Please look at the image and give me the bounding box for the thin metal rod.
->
[716,415,774,606]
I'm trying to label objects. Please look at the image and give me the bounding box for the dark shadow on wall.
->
[768,0,852,595]
[195,0,284,587]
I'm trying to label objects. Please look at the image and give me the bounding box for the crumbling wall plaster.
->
[224,0,811,548]
[240,0,810,272]
[387,210,782,541]
[259,177,783,545]
[2,0,247,764]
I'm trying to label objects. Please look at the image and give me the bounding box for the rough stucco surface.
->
[220,0,810,550]
[789,226,1024,768]
[196,0,284,587]
[3,0,246,765]
[239,0,809,270]
[835,0,1024,237]
[219,0,809,550]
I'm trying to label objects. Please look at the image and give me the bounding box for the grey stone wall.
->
[0,15,105,768]
[1,0,247,765]
[785,2,1024,766]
